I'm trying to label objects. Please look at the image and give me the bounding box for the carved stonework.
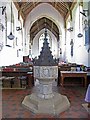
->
[34,66,58,79]
[22,29,70,115]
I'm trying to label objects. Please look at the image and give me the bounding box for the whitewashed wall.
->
[65,1,89,66]
[0,2,23,66]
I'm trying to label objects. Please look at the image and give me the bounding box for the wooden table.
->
[60,71,87,87]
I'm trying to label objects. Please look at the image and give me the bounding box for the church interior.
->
[0,0,90,119]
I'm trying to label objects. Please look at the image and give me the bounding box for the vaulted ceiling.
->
[14,1,76,42]
[30,17,59,41]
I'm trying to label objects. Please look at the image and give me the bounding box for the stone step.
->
[22,93,70,115]
[22,95,38,110]
[54,95,70,114]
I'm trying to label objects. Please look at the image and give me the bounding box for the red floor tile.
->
[2,86,90,119]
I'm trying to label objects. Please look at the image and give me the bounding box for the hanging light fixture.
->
[7,2,15,40]
[77,3,83,38]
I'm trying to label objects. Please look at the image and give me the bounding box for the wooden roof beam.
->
[65,0,77,21]
[13,1,25,25]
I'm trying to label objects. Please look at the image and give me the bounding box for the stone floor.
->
[1,83,90,119]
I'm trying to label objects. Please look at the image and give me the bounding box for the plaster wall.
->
[65,2,89,66]
[0,2,23,66]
